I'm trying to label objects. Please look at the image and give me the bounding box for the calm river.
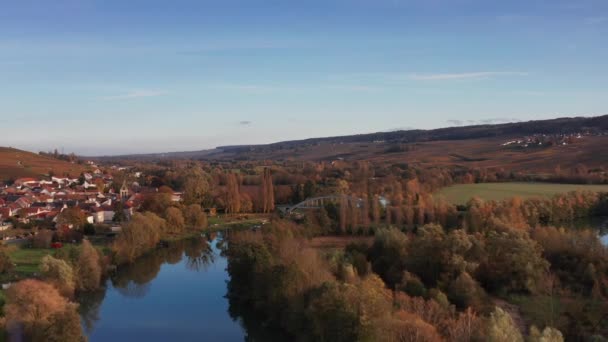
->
[79,219,608,341]
[79,234,246,341]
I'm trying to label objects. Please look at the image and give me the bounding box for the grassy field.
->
[437,182,608,205]
[7,247,54,277]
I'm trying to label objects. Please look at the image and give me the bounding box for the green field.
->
[437,182,608,205]
[8,248,54,277]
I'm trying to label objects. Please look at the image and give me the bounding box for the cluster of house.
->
[0,172,143,232]
[500,132,593,148]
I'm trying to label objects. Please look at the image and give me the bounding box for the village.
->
[500,131,606,149]
[0,166,179,240]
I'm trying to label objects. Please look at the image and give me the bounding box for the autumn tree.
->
[165,207,186,234]
[383,311,443,342]
[4,279,85,341]
[46,305,86,342]
[225,172,241,214]
[141,192,172,215]
[113,212,165,263]
[40,255,76,296]
[76,239,102,291]
[182,167,210,205]
[94,177,105,192]
[183,204,208,229]
[369,228,409,287]
[477,231,549,294]
[56,207,87,230]
[487,307,523,342]
[528,326,564,342]
[448,271,486,311]
[339,194,348,233]
[262,168,275,213]
[372,195,381,225]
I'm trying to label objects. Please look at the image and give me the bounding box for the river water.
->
[80,234,246,341]
[79,220,608,341]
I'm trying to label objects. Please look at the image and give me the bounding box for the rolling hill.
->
[91,114,608,172]
[0,147,88,181]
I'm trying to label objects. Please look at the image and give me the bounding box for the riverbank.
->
[1,215,269,284]
[80,234,246,341]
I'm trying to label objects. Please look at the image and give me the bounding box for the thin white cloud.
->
[446,118,522,126]
[409,71,528,81]
[103,90,166,100]
[211,83,380,93]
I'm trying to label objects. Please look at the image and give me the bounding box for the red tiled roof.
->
[15,177,37,183]
[0,208,11,218]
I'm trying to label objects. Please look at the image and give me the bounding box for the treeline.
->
[368,224,608,340]
[138,164,276,213]
[226,221,572,341]
[0,240,106,341]
[112,202,209,264]
[225,187,608,340]
[299,190,608,240]
[132,159,606,218]
[39,149,80,164]
[464,191,608,232]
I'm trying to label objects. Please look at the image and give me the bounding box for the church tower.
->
[120,180,129,201]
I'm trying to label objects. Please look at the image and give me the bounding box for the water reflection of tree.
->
[184,236,215,271]
[78,289,107,334]
[163,240,185,265]
[79,236,217,332]
[110,237,216,299]
[224,237,289,341]
[111,252,164,298]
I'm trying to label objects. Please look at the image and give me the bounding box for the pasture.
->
[437,182,608,205]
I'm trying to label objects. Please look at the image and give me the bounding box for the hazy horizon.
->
[2,0,607,155]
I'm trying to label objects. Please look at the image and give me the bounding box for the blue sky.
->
[1,0,607,155]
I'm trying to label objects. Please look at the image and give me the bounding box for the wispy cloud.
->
[328,71,528,84]
[103,90,166,100]
[447,119,464,126]
[238,120,253,126]
[211,83,379,93]
[447,118,522,126]
[385,126,416,132]
[409,71,528,81]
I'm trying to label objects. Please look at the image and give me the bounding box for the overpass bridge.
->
[278,195,364,214]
